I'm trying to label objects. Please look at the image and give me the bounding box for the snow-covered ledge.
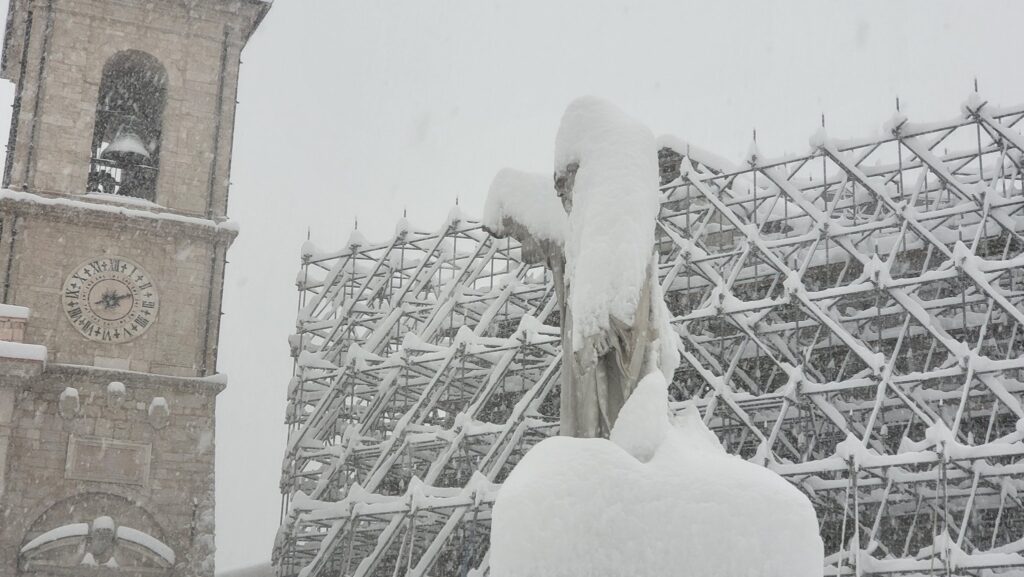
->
[0,189,239,240]
[0,303,46,377]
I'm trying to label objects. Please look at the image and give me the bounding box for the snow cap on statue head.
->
[554,96,656,173]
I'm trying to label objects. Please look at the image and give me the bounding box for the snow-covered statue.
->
[488,97,823,577]
[484,97,677,438]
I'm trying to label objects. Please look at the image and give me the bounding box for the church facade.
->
[0,0,269,575]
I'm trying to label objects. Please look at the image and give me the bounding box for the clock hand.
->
[93,291,131,309]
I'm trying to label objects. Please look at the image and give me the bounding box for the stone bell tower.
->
[0,1,269,575]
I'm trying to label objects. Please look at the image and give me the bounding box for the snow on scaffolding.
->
[275,96,1024,577]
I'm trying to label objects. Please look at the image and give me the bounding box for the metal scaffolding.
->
[274,98,1024,577]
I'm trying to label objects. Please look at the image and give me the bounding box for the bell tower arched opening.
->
[87,50,167,201]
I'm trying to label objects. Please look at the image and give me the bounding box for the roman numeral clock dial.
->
[62,257,160,343]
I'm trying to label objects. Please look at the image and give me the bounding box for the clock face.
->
[62,257,159,343]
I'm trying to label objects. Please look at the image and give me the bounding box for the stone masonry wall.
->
[0,364,221,577]
[0,317,26,342]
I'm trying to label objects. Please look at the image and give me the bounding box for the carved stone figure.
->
[553,163,663,437]
[484,97,676,438]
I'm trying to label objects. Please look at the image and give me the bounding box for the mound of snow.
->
[491,372,822,577]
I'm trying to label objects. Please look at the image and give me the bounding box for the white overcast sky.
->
[1,0,1023,571]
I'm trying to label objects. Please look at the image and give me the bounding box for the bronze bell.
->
[100,128,152,166]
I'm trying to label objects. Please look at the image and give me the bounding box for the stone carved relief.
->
[18,493,174,574]
[107,381,127,407]
[147,397,169,430]
[57,388,80,420]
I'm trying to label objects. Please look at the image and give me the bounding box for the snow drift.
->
[491,372,823,577]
